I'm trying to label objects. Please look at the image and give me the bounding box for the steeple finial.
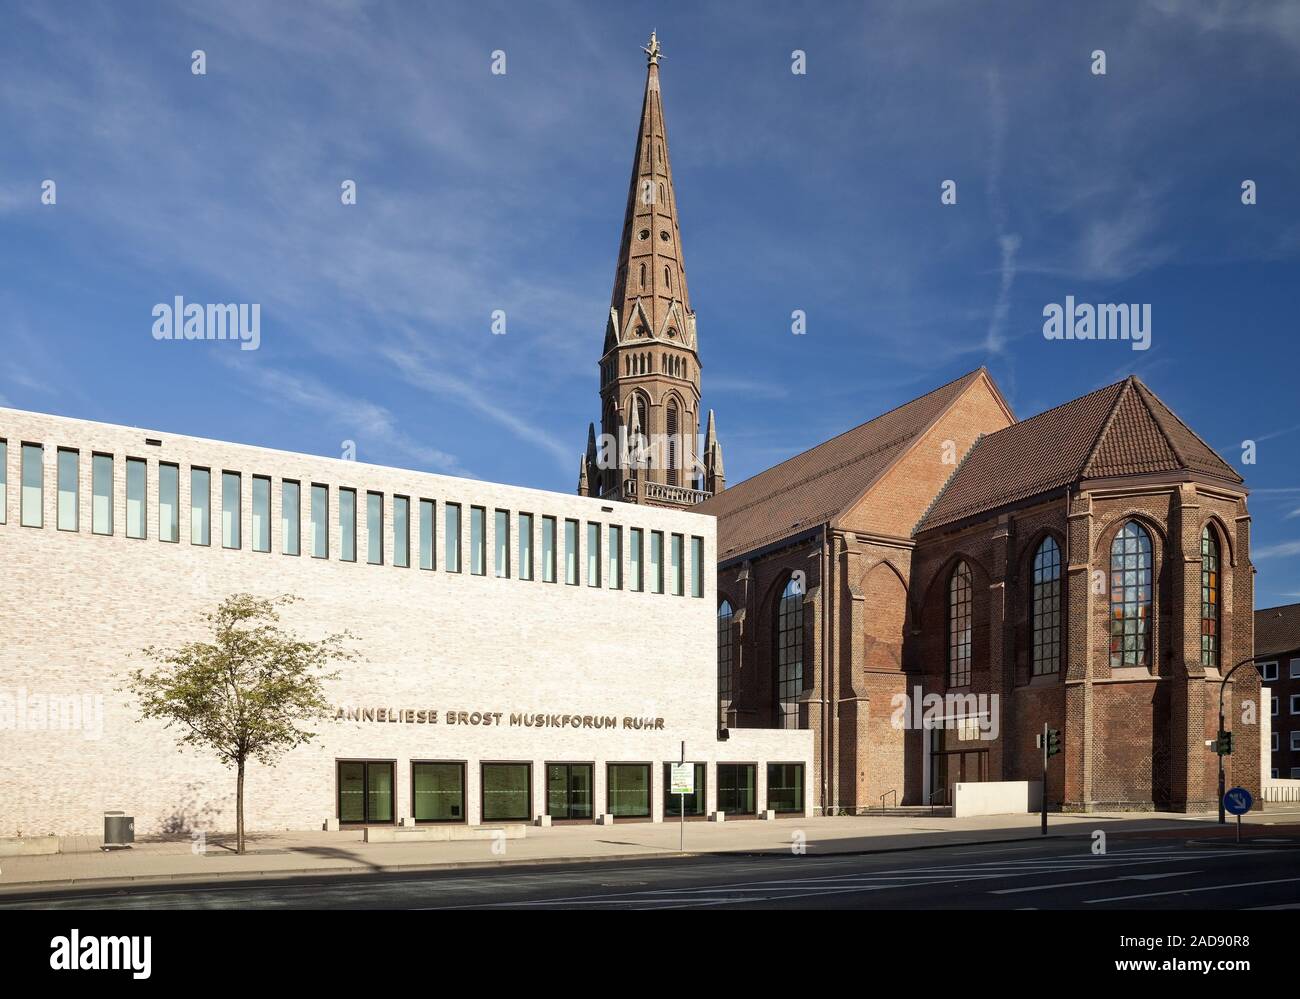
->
[642,30,662,66]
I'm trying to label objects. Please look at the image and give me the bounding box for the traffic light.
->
[1046,728,1061,757]
[1216,730,1234,756]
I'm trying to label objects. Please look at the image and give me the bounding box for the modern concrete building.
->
[0,407,811,838]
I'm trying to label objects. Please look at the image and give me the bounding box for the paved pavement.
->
[3,808,1299,897]
[5,836,1298,910]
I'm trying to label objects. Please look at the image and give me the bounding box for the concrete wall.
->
[0,407,811,837]
[952,780,1042,818]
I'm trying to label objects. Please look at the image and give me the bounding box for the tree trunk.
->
[236,758,246,855]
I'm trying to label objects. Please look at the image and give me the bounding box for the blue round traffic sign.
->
[1223,786,1252,816]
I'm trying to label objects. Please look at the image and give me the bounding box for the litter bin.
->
[103,811,134,849]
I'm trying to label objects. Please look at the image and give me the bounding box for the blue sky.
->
[2,0,1299,605]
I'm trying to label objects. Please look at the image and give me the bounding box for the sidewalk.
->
[7,809,1293,894]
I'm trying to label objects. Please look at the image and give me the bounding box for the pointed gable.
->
[918,376,1244,533]
[696,370,1002,559]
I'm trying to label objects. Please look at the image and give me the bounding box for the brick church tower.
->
[578,32,725,508]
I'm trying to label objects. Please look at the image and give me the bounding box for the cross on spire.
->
[642,30,662,66]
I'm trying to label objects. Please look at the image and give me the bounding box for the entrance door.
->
[546,763,593,820]
[337,761,395,824]
[929,749,988,806]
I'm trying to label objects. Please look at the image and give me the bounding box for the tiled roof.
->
[1255,603,1300,658]
[917,376,1244,533]
[695,370,987,559]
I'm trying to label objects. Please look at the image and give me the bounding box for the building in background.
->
[0,407,809,838]
[698,369,1258,815]
[1256,603,1300,779]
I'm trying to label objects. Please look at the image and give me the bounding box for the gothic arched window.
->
[776,576,803,729]
[948,562,973,686]
[1201,525,1220,667]
[666,401,680,486]
[1031,537,1061,675]
[718,600,734,704]
[1109,521,1153,668]
[639,262,645,288]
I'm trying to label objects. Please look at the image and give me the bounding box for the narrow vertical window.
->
[221,471,241,549]
[609,524,623,590]
[630,527,644,591]
[92,454,114,536]
[495,509,510,578]
[366,491,383,565]
[565,518,580,585]
[1201,525,1220,668]
[691,536,704,598]
[1031,537,1061,675]
[393,496,410,568]
[670,533,684,595]
[541,515,557,582]
[1109,521,1152,668]
[948,562,972,686]
[419,499,434,570]
[470,506,486,575]
[310,483,328,558]
[649,531,664,593]
[339,488,357,561]
[0,438,7,524]
[282,480,301,555]
[126,458,146,539]
[190,468,210,545]
[21,443,43,527]
[445,503,462,572]
[159,463,179,542]
[252,476,271,552]
[666,403,680,486]
[57,449,78,531]
[587,521,601,587]
[519,513,534,580]
[776,577,804,729]
[718,600,734,703]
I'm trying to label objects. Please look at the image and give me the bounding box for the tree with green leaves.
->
[125,593,357,854]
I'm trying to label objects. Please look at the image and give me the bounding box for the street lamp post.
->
[1217,656,1261,825]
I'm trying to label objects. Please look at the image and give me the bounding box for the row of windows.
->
[1260,660,1300,683]
[1270,695,1300,717]
[339,760,805,824]
[1271,769,1300,778]
[1269,730,1300,753]
[943,521,1228,686]
[717,576,808,727]
[0,440,705,596]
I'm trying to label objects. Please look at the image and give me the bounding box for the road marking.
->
[991,871,1199,895]
[1085,876,1300,904]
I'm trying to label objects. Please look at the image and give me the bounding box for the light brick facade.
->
[0,407,810,838]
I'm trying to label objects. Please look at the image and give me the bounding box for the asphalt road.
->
[4,835,1300,910]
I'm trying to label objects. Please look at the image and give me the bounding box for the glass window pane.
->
[609,525,622,590]
[190,468,210,545]
[481,763,530,821]
[419,499,434,570]
[339,488,356,561]
[282,481,301,555]
[767,763,804,813]
[159,463,179,542]
[630,528,644,591]
[89,454,111,536]
[542,516,557,582]
[607,764,650,818]
[310,483,328,558]
[366,763,393,823]
[565,519,579,585]
[445,503,461,572]
[221,471,240,549]
[337,762,366,824]
[587,521,601,587]
[20,443,42,527]
[518,513,534,580]
[664,763,705,817]
[393,496,409,567]
[367,491,383,564]
[413,763,464,822]
[717,764,755,815]
[126,457,146,539]
[470,506,485,575]
[650,531,664,594]
[57,449,78,531]
[252,476,271,552]
[495,509,509,578]
[691,536,704,597]
[670,533,683,595]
